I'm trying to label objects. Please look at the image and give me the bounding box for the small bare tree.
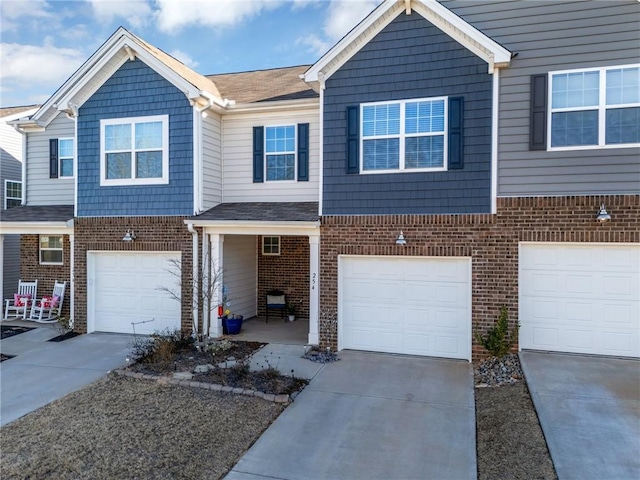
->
[157,251,222,349]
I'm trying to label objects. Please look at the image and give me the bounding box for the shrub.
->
[475,306,519,357]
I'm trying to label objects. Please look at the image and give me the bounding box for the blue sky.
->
[0,0,381,108]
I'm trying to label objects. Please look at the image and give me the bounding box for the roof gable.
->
[304,0,511,83]
[26,27,227,127]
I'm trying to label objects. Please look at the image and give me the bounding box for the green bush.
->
[475,305,519,357]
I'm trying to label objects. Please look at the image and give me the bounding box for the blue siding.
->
[77,59,193,216]
[323,13,493,215]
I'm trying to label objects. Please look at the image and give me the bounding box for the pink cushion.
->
[14,293,31,307]
[41,295,59,308]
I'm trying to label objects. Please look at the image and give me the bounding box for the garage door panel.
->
[340,256,471,360]
[88,252,181,335]
[520,244,640,358]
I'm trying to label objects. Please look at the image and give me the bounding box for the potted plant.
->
[224,310,243,335]
[286,302,296,322]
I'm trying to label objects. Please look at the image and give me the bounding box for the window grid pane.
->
[405,100,445,134]
[405,136,444,168]
[552,71,599,109]
[551,110,598,147]
[606,67,640,105]
[6,181,21,198]
[266,126,295,153]
[606,107,640,144]
[363,138,400,170]
[363,104,400,137]
[136,151,163,178]
[105,124,131,151]
[135,122,163,149]
[266,154,295,181]
[106,152,132,179]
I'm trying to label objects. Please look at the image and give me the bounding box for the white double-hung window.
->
[100,115,169,185]
[549,65,640,149]
[265,125,296,181]
[361,97,447,172]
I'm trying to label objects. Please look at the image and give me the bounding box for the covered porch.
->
[0,205,74,323]
[186,202,320,346]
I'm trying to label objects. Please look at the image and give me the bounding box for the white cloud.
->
[296,34,331,57]
[154,0,284,34]
[323,0,380,41]
[169,49,199,68]
[0,0,53,32]
[0,42,85,89]
[88,0,153,29]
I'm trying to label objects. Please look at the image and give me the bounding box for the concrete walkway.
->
[226,350,475,480]
[1,325,133,426]
[520,351,640,480]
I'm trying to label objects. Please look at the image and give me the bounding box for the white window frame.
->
[264,124,297,182]
[548,64,640,151]
[58,137,75,178]
[262,236,281,256]
[100,114,169,186]
[39,235,64,265]
[360,97,448,174]
[4,180,21,209]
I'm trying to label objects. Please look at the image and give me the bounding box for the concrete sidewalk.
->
[226,350,475,480]
[1,326,133,426]
[520,351,640,480]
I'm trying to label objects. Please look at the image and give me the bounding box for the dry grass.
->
[0,375,284,480]
[476,383,557,480]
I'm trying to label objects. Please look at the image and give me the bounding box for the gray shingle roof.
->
[0,105,40,118]
[207,65,318,104]
[1,205,74,223]
[191,202,319,222]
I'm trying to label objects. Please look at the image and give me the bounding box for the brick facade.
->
[257,236,310,319]
[319,195,640,360]
[73,216,193,333]
[20,234,72,319]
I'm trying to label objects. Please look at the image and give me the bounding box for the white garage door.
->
[88,252,182,335]
[339,256,471,360]
[520,243,640,358]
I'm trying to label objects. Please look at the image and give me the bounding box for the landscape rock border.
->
[113,368,293,403]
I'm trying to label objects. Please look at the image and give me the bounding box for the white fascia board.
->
[0,222,73,235]
[225,98,319,114]
[305,0,511,82]
[55,40,207,118]
[32,27,132,124]
[304,0,397,82]
[186,220,320,236]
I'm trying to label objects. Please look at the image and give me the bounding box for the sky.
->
[0,0,382,108]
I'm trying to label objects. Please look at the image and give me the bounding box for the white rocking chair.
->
[4,279,38,320]
[30,281,66,323]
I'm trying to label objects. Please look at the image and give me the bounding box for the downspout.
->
[187,222,199,338]
[491,68,500,214]
[318,72,326,217]
[19,127,27,205]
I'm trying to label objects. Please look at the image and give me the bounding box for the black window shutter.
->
[49,138,59,178]
[253,126,264,183]
[346,106,359,174]
[297,123,309,181]
[530,74,547,151]
[448,97,464,170]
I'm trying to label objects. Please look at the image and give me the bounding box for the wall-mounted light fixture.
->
[396,230,407,246]
[122,229,137,242]
[595,204,611,224]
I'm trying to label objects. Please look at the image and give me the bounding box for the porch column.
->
[0,234,4,302]
[209,233,224,337]
[308,234,320,345]
[201,232,210,338]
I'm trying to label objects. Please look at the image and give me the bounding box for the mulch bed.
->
[47,331,81,342]
[474,356,557,480]
[129,339,308,396]
[0,325,34,340]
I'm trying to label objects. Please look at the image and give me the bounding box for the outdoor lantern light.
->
[122,229,137,242]
[396,230,407,246]
[595,204,611,224]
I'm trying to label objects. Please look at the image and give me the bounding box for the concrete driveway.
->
[520,351,640,480]
[226,350,475,480]
[1,325,133,426]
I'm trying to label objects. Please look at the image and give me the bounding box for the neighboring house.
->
[3,0,638,361]
[0,105,38,300]
[304,0,639,360]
